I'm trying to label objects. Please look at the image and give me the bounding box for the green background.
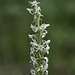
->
[0,0,75,75]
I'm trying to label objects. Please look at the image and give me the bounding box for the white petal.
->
[44,63,48,70]
[32,1,40,7]
[46,45,50,50]
[46,70,48,74]
[30,47,35,55]
[41,64,48,73]
[30,24,38,32]
[27,8,32,14]
[30,56,37,65]
[42,30,47,38]
[28,34,36,41]
[45,40,50,44]
[37,45,44,52]
[40,24,50,30]
[47,51,49,54]
[30,41,38,46]
[28,34,33,38]
[31,69,36,75]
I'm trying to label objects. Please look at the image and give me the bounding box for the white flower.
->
[46,50,49,54]
[39,63,48,73]
[28,34,33,39]
[30,47,35,55]
[28,34,36,42]
[45,45,50,54]
[37,7,41,11]
[31,56,37,65]
[37,45,44,52]
[30,41,38,46]
[45,70,48,75]
[40,65,43,70]
[42,30,48,38]
[35,6,41,13]
[31,0,40,7]
[30,24,38,32]
[38,12,43,16]
[43,57,48,63]
[34,6,43,16]
[37,68,40,72]
[29,1,41,16]
[30,44,44,52]
[27,8,33,14]
[43,63,48,72]
[31,69,36,75]
[37,64,43,72]
[27,8,31,13]
[45,40,50,44]
[46,45,50,50]
[37,64,48,74]
[40,24,50,31]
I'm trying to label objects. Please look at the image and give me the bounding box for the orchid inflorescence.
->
[27,0,50,75]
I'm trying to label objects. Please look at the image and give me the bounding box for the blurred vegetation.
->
[0,0,75,75]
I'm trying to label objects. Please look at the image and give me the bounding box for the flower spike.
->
[27,0,50,75]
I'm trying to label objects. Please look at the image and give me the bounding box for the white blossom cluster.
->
[27,0,50,75]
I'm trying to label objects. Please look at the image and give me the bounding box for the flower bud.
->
[29,1,33,5]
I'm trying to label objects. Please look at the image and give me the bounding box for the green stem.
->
[36,16,41,75]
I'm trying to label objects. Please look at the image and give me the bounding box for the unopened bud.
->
[29,1,33,5]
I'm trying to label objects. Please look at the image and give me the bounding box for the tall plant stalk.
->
[27,0,50,75]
